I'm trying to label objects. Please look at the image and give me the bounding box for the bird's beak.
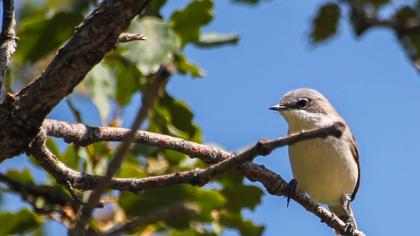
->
[269,103,287,111]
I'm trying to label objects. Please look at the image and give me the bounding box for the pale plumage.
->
[270,88,360,235]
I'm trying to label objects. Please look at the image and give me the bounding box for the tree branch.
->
[0,172,69,207]
[70,65,174,234]
[0,0,150,162]
[98,203,199,236]
[0,0,17,95]
[344,0,420,71]
[35,119,362,234]
[117,32,146,43]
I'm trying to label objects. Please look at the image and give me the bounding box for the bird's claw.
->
[285,179,297,207]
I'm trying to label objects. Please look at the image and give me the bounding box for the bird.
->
[270,88,360,235]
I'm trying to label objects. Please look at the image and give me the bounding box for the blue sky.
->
[2,0,420,235]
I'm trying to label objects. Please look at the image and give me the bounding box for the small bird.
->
[270,88,360,235]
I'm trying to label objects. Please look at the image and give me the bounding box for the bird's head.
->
[270,88,340,131]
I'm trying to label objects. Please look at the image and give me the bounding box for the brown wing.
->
[349,134,360,201]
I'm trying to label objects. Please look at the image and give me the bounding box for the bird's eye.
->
[296,98,309,109]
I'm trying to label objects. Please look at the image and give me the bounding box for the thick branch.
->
[0,0,150,161]
[37,119,359,234]
[44,119,344,163]
[0,0,17,93]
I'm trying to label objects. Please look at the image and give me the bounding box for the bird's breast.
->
[289,136,358,206]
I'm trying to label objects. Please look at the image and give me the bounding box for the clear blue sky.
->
[2,0,420,235]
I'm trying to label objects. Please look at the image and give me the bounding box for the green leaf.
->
[174,53,205,78]
[6,168,35,185]
[0,209,41,235]
[15,12,84,63]
[219,211,264,236]
[60,144,81,170]
[215,171,244,188]
[119,185,225,224]
[358,0,390,8]
[170,0,213,46]
[230,0,265,5]
[151,93,202,142]
[170,229,217,236]
[114,59,143,106]
[310,3,341,43]
[143,0,167,18]
[123,17,180,75]
[45,138,61,157]
[394,6,417,23]
[222,185,264,212]
[85,63,114,122]
[196,32,239,48]
[118,159,147,178]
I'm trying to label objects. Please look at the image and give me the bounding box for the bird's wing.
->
[349,134,360,201]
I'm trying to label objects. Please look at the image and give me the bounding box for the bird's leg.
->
[340,194,357,234]
[285,179,297,207]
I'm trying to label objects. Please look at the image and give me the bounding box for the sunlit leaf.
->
[6,168,35,185]
[85,63,114,122]
[123,17,180,75]
[61,144,80,170]
[114,63,142,106]
[119,185,225,223]
[174,53,205,78]
[170,0,213,46]
[15,12,83,63]
[151,93,202,142]
[222,185,263,212]
[219,211,264,236]
[0,209,42,235]
[196,32,239,48]
[118,159,147,178]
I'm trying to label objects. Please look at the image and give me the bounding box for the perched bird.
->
[270,88,360,235]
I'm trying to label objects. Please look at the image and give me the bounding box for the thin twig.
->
[70,64,174,235]
[344,0,420,72]
[117,32,146,43]
[0,0,17,94]
[0,172,69,206]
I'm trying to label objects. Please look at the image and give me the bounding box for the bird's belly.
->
[289,137,358,205]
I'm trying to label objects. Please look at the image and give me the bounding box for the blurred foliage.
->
[310,3,341,43]
[1,1,264,235]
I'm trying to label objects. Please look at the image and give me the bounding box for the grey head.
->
[270,88,338,115]
[270,88,343,130]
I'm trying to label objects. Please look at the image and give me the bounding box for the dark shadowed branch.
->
[344,0,420,71]
[0,0,17,94]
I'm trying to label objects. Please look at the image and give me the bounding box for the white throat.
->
[280,109,334,133]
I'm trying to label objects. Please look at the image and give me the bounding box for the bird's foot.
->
[343,221,356,235]
[285,179,297,207]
